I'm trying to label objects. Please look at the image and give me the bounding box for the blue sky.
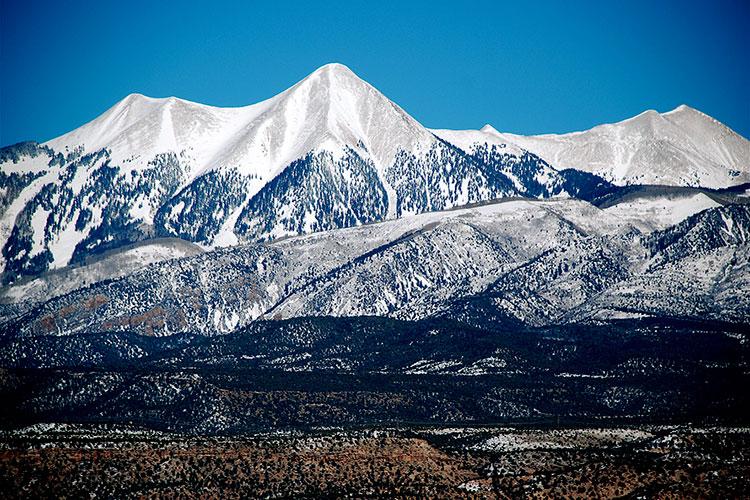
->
[1,0,749,146]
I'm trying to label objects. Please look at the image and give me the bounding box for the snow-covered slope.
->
[602,192,720,231]
[0,198,632,337]
[6,198,749,339]
[1,64,569,283]
[571,204,750,323]
[443,105,750,188]
[41,63,436,221]
[431,124,525,156]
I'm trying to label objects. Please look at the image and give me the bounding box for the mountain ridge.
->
[472,104,750,188]
[1,64,748,283]
[0,64,571,281]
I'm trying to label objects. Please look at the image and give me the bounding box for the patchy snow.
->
[128,194,153,223]
[591,309,651,320]
[404,359,462,374]
[1,239,203,304]
[47,217,85,269]
[1,152,51,176]
[169,200,185,220]
[473,428,654,452]
[212,309,241,332]
[603,193,720,231]
[211,203,244,248]
[68,160,91,194]
[458,480,483,493]
[457,356,508,375]
[28,207,50,257]
[0,169,58,256]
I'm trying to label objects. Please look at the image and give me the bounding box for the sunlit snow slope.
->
[486,105,750,187]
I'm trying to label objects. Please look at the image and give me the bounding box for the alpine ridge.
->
[1,64,748,285]
[474,104,750,188]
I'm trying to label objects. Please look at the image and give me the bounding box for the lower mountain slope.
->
[2,199,748,339]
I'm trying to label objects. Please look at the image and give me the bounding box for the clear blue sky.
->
[2,0,749,147]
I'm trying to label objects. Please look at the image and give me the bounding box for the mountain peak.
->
[498,104,749,188]
[122,92,149,102]
[628,109,661,122]
[314,62,356,76]
[663,103,707,120]
[303,63,362,88]
[117,93,190,108]
[480,124,501,136]
[112,92,158,111]
[666,104,695,114]
[253,61,432,172]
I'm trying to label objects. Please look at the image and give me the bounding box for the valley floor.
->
[1,425,748,498]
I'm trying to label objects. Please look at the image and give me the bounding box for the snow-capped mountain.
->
[2,54,749,444]
[482,105,750,187]
[2,64,748,285]
[1,64,573,283]
[42,64,433,187]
